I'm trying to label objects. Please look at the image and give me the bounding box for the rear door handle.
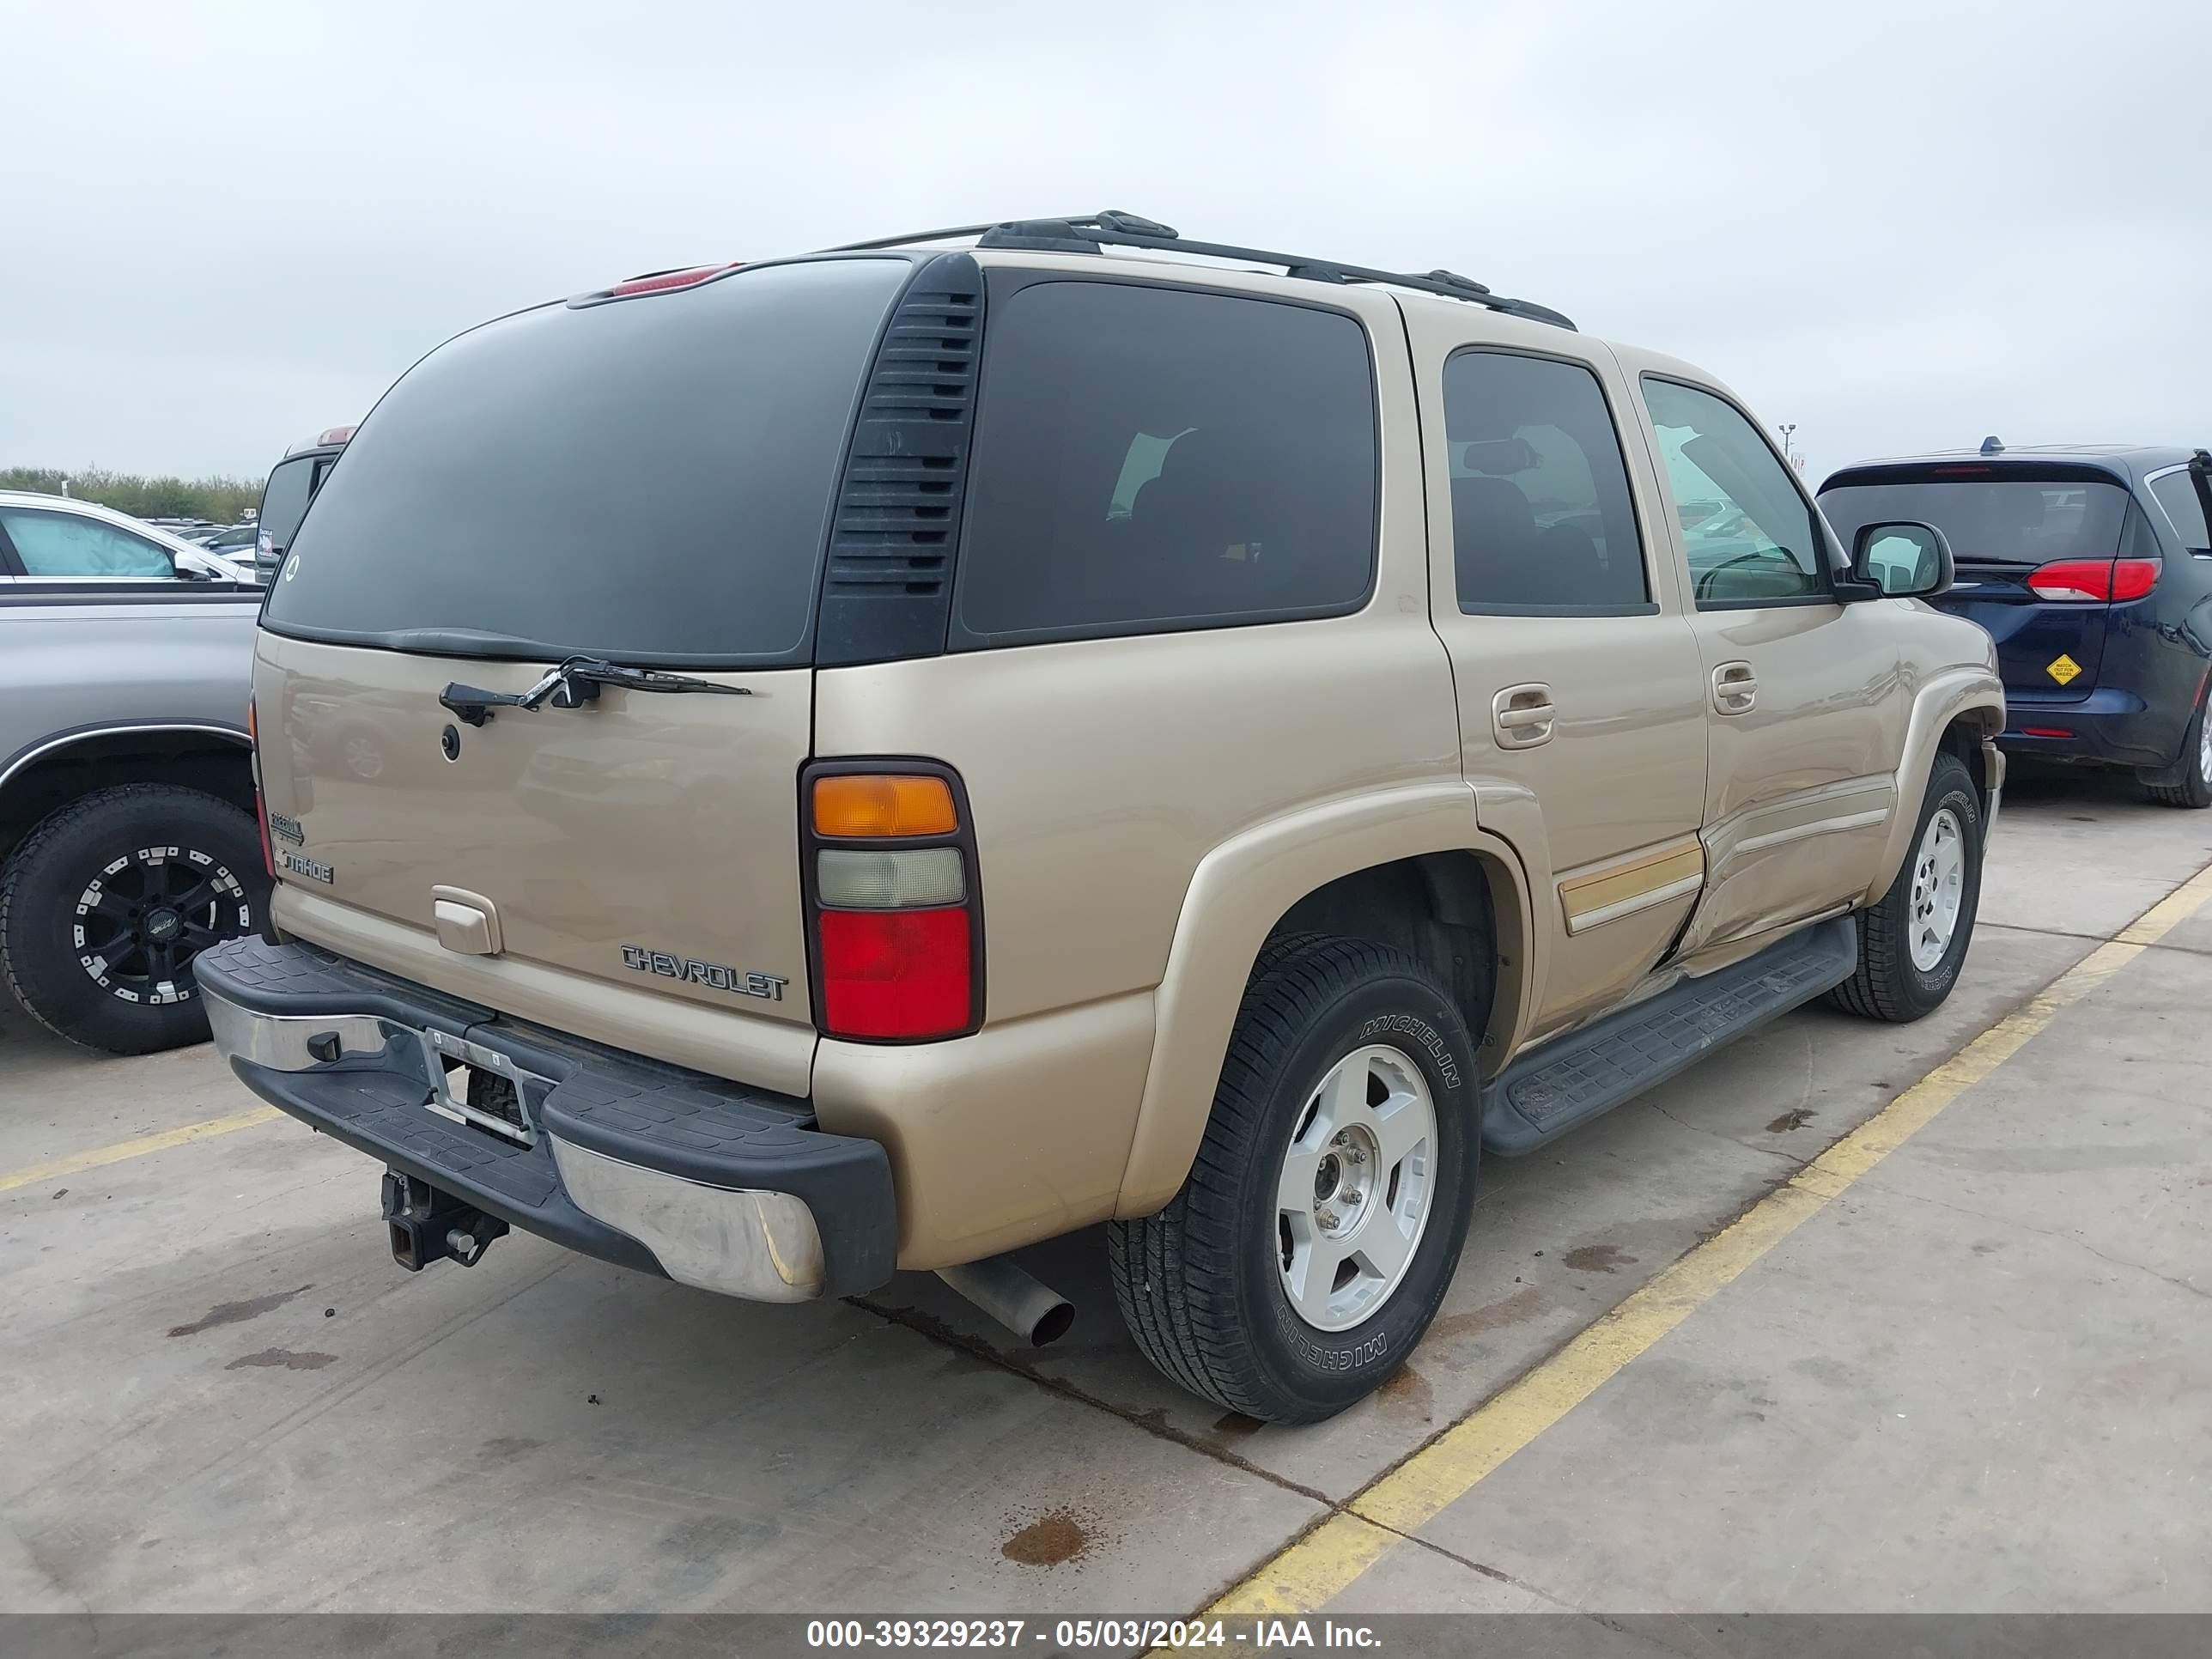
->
[1711,661,1757,715]
[1492,683,1556,749]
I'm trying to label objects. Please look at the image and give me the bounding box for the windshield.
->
[1820,473,2130,566]
[261,257,909,665]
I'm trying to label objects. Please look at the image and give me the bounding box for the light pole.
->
[1778,422,1797,462]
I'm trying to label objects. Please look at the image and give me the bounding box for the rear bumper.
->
[1998,686,2183,771]
[194,936,897,1301]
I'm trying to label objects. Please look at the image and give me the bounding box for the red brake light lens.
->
[817,908,971,1039]
[2025,558,2160,603]
[600,263,743,298]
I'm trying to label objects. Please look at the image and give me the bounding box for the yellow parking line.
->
[1209,859,2212,1616]
[0,1105,282,1194]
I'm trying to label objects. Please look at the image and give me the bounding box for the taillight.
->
[804,766,977,1041]
[247,700,274,878]
[2026,558,2160,603]
[817,909,972,1038]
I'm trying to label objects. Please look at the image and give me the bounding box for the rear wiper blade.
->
[439,656,754,726]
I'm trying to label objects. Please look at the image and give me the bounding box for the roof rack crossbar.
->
[818,211,1575,330]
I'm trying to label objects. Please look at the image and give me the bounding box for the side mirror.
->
[1846,520,1954,599]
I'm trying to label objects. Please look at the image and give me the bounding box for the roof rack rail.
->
[823,210,1575,330]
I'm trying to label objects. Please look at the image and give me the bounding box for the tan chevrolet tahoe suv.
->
[198,212,2004,1422]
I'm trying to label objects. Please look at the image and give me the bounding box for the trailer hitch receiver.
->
[381,1170,509,1271]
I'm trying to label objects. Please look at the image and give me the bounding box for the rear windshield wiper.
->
[440,657,754,726]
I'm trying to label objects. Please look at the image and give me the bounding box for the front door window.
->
[1642,380,1830,607]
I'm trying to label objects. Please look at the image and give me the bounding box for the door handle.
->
[1711,661,1758,715]
[1492,683,1556,749]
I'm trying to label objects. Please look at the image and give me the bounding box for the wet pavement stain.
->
[1000,1510,1091,1567]
[167,1285,311,1339]
[1430,1283,1549,1340]
[225,1348,337,1371]
[1376,1363,1433,1418]
[1561,1244,1637,1274]
[1765,1108,1817,1133]
[479,1436,545,1462]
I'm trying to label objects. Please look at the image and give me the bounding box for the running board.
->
[1483,915,1859,1156]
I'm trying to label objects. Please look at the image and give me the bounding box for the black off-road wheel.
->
[1827,752,1983,1024]
[1108,935,1480,1423]
[2142,685,2212,810]
[0,785,265,1054]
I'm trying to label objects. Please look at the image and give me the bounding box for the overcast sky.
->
[4,1,2205,485]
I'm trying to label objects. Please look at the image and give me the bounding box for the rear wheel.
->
[1108,935,1480,1422]
[0,785,266,1054]
[2142,686,2212,809]
[1828,751,1982,1024]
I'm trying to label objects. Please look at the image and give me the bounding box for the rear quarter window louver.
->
[815,252,982,666]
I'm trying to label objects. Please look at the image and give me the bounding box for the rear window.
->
[263,258,910,665]
[951,280,1377,644]
[1819,471,2130,566]
[257,456,318,552]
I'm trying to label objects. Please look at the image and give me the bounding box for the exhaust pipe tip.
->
[937,1256,1074,1347]
[1029,1297,1076,1347]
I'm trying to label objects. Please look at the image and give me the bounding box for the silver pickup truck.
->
[0,491,268,1052]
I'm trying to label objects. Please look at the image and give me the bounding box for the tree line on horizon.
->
[1,465,266,525]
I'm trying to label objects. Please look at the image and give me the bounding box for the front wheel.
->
[1108,935,1480,1422]
[1828,751,1983,1024]
[0,784,266,1054]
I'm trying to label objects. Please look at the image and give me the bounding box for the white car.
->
[0,492,261,586]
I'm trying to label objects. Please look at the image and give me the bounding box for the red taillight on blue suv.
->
[2026,557,2160,603]
[804,766,980,1041]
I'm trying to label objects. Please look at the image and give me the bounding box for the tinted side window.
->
[1642,379,1828,608]
[953,281,1377,643]
[257,457,317,550]
[1443,352,1647,611]
[2149,471,2210,550]
[0,508,175,578]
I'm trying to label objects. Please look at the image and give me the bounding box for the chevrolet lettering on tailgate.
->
[620,945,787,1002]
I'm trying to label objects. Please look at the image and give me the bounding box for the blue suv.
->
[1820,444,2212,808]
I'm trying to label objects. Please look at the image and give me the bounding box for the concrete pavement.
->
[3,769,2209,1619]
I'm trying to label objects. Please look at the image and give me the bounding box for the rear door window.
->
[1443,351,1648,611]
[261,257,911,665]
[2149,471,2211,550]
[952,280,1377,644]
[1642,379,1830,607]
[0,507,176,578]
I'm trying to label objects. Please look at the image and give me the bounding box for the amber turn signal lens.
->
[812,774,957,839]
